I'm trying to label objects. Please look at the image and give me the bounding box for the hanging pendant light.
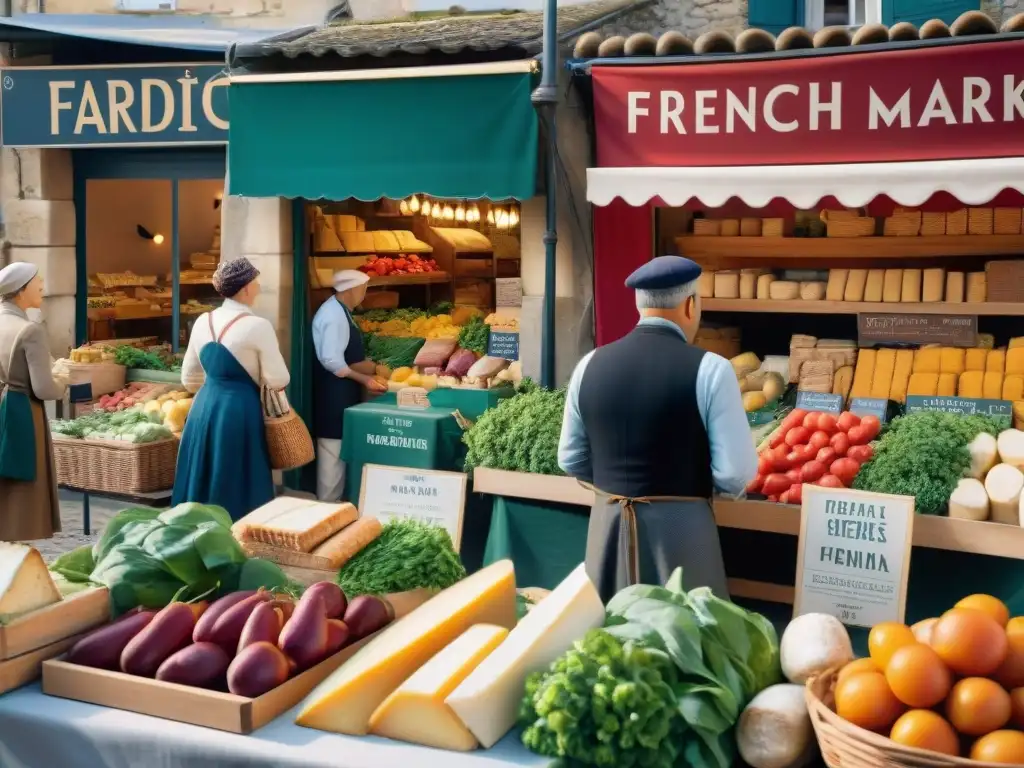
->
[399,200,411,215]
[487,208,496,225]
[468,204,480,223]
[455,203,466,222]
[497,209,510,229]
[443,204,455,221]
[508,206,520,228]
[431,202,442,219]
[409,195,421,213]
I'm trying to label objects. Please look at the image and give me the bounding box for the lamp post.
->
[531,0,558,389]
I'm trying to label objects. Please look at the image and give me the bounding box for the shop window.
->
[806,0,873,26]
[880,0,980,25]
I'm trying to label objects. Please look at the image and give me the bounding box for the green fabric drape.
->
[284,199,315,493]
[0,390,36,482]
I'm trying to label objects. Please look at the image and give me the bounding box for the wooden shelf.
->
[676,235,1024,260]
[472,469,1024,561]
[703,299,1024,316]
[367,271,449,287]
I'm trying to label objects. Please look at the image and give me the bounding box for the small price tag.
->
[795,391,843,414]
[849,397,890,423]
[396,387,430,409]
[905,395,1012,428]
[487,330,520,361]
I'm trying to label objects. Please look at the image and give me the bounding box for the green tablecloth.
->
[369,386,514,421]
[341,401,466,501]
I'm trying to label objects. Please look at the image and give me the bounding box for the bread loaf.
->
[235,499,359,553]
[756,274,775,299]
[922,268,945,302]
[863,270,885,302]
[826,270,849,301]
[844,270,868,302]
[882,269,903,302]
[310,517,383,569]
[901,269,922,302]
[945,271,965,303]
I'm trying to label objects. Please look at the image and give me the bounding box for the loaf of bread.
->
[310,517,383,569]
[234,498,359,553]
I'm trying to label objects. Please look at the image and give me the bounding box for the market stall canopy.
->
[587,158,1024,209]
[227,61,539,201]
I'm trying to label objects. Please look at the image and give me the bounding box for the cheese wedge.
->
[296,560,516,735]
[369,624,509,750]
[446,563,605,749]
[0,544,62,623]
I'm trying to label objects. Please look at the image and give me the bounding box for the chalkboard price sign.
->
[849,397,890,422]
[795,391,844,414]
[857,313,977,348]
[905,395,1012,427]
[487,330,520,361]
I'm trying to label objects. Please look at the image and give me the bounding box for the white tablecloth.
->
[0,684,550,768]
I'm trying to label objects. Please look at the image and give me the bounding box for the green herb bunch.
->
[457,316,490,356]
[463,387,565,475]
[363,333,426,369]
[356,308,425,323]
[336,519,466,596]
[113,345,173,371]
[521,629,685,768]
[852,411,1001,515]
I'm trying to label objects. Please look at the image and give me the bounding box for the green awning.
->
[228,62,538,201]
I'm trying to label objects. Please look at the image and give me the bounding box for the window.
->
[806,0,880,27]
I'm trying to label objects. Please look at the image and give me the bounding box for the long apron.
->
[583,485,730,604]
[172,315,274,521]
[0,382,61,540]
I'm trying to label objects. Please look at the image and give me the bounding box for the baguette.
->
[311,517,384,569]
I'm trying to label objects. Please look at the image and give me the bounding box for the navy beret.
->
[625,256,702,290]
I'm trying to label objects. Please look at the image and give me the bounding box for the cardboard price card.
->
[794,486,914,628]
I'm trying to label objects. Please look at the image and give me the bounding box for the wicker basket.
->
[265,411,315,471]
[827,217,876,237]
[53,436,177,494]
[920,211,946,236]
[693,219,721,236]
[985,260,1024,302]
[969,207,994,235]
[993,207,1022,235]
[762,218,785,237]
[806,667,1009,768]
[946,209,968,236]
[719,219,740,236]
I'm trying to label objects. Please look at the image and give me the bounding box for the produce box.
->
[0,633,84,695]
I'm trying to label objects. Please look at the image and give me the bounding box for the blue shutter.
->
[749,0,805,34]
[882,0,979,25]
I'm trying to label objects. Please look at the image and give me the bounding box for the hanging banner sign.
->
[0,63,229,148]
[592,40,1024,167]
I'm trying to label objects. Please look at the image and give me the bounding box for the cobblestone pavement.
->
[26,491,123,562]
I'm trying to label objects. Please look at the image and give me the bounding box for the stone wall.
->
[603,0,749,41]
[14,0,341,27]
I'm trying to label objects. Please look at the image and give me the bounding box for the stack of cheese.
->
[295,561,605,753]
[788,335,858,397]
[232,498,383,572]
[824,267,985,303]
[950,429,1024,526]
[0,543,64,625]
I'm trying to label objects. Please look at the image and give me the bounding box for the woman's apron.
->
[172,314,274,521]
[582,483,731,603]
[0,383,36,483]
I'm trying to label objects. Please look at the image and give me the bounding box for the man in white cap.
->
[312,270,386,501]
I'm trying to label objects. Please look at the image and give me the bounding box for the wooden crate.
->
[0,588,110,660]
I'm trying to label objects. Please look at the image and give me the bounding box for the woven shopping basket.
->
[53,436,177,494]
[262,388,314,471]
[806,667,1009,768]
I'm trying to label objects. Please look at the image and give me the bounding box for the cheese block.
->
[756,274,775,300]
[769,281,799,300]
[826,270,848,301]
[0,544,62,623]
[966,272,987,302]
[849,349,876,399]
[922,268,945,302]
[987,349,1006,374]
[739,271,757,300]
[368,624,509,751]
[1012,337,1024,349]
[945,271,965,303]
[901,269,922,302]
[296,560,517,735]
[912,347,941,374]
[965,348,988,372]
[888,349,915,403]
[958,370,984,398]
[882,269,903,302]
[799,281,826,300]
[937,373,959,397]
[235,498,358,553]
[446,563,605,749]
[1004,375,1024,401]
[1008,348,1024,375]
[843,269,868,302]
[983,371,1003,399]
[698,271,715,299]
[714,271,740,299]
[833,365,854,401]
[908,373,940,396]
[870,349,896,399]
[863,269,885,302]
[940,348,966,375]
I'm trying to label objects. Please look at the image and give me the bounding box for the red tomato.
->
[816,446,837,465]
[817,413,838,434]
[846,425,871,445]
[800,460,827,483]
[802,412,820,430]
[785,468,801,483]
[757,453,774,476]
[772,446,792,471]
[847,444,874,463]
[780,409,808,433]
[769,428,789,449]
[837,411,861,433]
[746,473,764,494]
[830,457,861,486]
[793,444,818,464]
[830,432,850,457]
[785,426,811,448]
[779,489,791,504]
[808,430,831,451]
[816,474,844,488]
[761,473,793,496]
[860,415,882,440]
[785,451,805,468]
[788,483,803,504]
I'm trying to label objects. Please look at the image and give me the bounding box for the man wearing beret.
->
[558,255,757,601]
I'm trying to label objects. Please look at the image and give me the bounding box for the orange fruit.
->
[955,594,1010,627]
[835,671,906,732]
[1008,616,1024,639]
[1010,687,1024,729]
[837,657,880,684]
[885,643,952,708]
[868,622,917,669]
[911,618,937,645]
[995,632,1024,690]
[946,677,1012,736]
[930,608,1009,677]
[969,730,1024,764]
[889,710,960,757]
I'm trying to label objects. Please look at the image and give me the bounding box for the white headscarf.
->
[0,262,38,299]
[332,270,370,293]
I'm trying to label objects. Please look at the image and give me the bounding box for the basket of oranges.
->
[806,595,1024,767]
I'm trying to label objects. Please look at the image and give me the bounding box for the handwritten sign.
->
[0,64,228,148]
[849,397,890,423]
[396,387,430,409]
[795,486,914,628]
[495,278,523,308]
[487,330,520,361]
[358,465,467,550]
[905,395,1012,428]
[795,391,843,414]
[857,313,977,348]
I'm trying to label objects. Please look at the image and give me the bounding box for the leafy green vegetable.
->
[521,629,684,768]
[51,409,173,443]
[464,387,565,474]
[852,411,1001,515]
[363,333,427,369]
[355,308,426,324]
[336,519,465,596]
[427,301,454,316]
[457,316,490,356]
[114,345,173,371]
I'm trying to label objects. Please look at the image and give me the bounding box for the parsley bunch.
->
[457,316,490,356]
[463,387,565,475]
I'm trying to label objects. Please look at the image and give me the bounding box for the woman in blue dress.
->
[173,257,291,520]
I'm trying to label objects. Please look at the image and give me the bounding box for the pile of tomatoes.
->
[748,409,882,503]
[359,254,440,278]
